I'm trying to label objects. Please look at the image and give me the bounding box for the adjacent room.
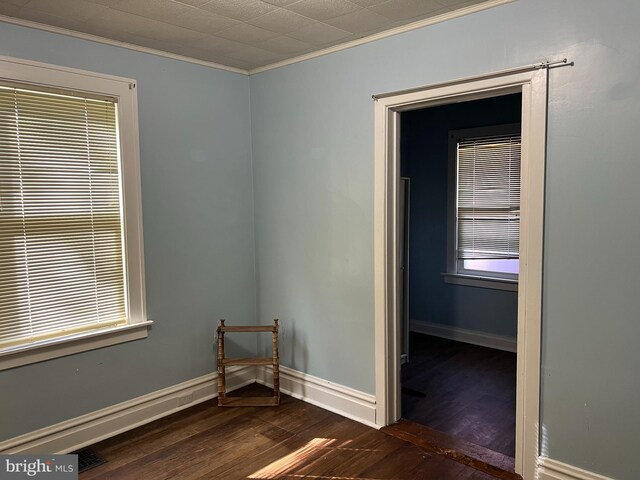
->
[399,94,521,463]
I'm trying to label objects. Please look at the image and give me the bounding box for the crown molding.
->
[248,0,514,75]
[0,14,249,75]
[0,0,513,77]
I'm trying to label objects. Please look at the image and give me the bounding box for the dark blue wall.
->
[401,94,521,337]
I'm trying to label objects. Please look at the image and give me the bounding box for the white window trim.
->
[445,123,521,291]
[0,55,149,370]
[442,273,517,292]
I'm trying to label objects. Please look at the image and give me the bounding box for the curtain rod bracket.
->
[538,58,572,69]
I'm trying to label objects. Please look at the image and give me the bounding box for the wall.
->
[1,1,639,478]
[0,22,257,441]
[401,95,521,338]
[250,1,640,478]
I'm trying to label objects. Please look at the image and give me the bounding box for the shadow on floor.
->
[401,333,517,458]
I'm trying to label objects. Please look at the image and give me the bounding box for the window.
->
[0,56,149,370]
[445,124,521,291]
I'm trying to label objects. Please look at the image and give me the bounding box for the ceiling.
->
[0,0,490,72]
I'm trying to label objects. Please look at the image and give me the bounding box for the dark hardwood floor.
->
[79,383,513,480]
[401,333,517,458]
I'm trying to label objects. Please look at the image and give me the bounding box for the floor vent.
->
[75,447,107,473]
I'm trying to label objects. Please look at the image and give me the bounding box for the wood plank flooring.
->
[79,383,514,480]
[382,420,518,479]
[401,333,517,458]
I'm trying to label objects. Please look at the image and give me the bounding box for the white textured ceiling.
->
[0,0,490,72]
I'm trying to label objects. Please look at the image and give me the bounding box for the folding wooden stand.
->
[216,319,280,407]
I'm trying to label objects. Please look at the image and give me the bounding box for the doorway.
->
[398,94,521,462]
[373,67,548,479]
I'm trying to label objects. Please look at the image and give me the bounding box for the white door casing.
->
[373,66,548,480]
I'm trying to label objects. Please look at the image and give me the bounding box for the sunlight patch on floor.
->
[249,438,383,480]
[249,438,336,479]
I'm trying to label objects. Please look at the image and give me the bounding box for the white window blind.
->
[0,84,127,350]
[457,133,521,261]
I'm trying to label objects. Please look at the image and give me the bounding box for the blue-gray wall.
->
[0,23,257,440]
[401,95,520,338]
[1,1,640,478]
[250,1,640,478]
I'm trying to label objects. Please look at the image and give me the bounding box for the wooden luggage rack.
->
[216,319,280,407]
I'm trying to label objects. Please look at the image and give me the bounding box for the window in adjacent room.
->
[444,124,521,291]
[0,56,149,369]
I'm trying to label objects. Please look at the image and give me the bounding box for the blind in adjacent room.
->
[0,84,127,350]
[456,133,521,260]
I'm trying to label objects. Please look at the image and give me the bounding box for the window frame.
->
[444,123,521,292]
[0,55,150,370]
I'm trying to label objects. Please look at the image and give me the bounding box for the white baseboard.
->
[2,366,613,480]
[255,365,378,429]
[0,364,378,455]
[537,457,615,480]
[410,319,517,353]
[0,365,255,455]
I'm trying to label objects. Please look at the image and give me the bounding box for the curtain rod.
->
[372,58,571,100]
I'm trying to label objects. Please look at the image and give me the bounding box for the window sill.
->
[0,321,154,371]
[442,273,518,292]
